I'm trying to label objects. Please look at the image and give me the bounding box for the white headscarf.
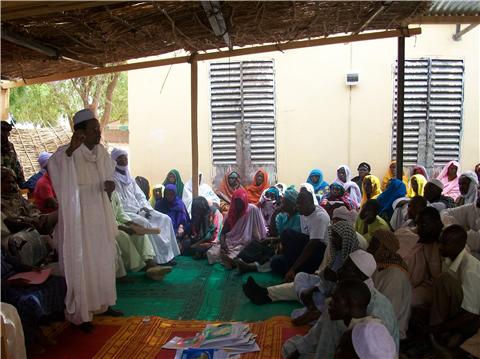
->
[300,182,319,205]
[111,148,133,184]
[275,183,287,196]
[335,165,362,207]
[183,172,220,215]
[460,171,479,204]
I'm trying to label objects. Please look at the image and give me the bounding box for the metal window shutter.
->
[391,59,464,168]
[429,59,464,166]
[210,60,276,165]
[391,59,429,166]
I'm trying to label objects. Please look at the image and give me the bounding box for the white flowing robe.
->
[49,144,117,325]
[183,175,220,215]
[113,175,180,264]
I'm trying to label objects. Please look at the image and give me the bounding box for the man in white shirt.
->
[270,190,330,281]
[426,224,480,347]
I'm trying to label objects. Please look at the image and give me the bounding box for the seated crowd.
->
[1,112,480,358]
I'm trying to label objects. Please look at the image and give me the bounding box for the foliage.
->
[9,72,128,129]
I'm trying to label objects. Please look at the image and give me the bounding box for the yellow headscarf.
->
[149,184,164,207]
[381,161,408,191]
[361,175,382,205]
[407,174,427,197]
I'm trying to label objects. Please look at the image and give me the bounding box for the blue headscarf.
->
[155,183,190,232]
[265,186,280,201]
[376,179,407,219]
[307,169,329,194]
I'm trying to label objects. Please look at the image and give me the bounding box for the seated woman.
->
[135,176,151,200]
[216,170,243,215]
[377,179,407,221]
[245,169,269,204]
[320,183,355,218]
[351,162,371,193]
[407,174,427,198]
[162,169,185,199]
[234,187,302,273]
[258,186,281,227]
[361,175,382,206]
[455,171,479,206]
[381,161,408,191]
[306,169,329,198]
[155,184,191,239]
[1,251,66,354]
[181,197,223,258]
[354,199,390,243]
[334,165,361,208]
[436,160,461,200]
[206,188,266,268]
[183,173,220,215]
[149,184,164,207]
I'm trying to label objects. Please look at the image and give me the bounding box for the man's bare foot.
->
[144,259,158,270]
[292,309,321,326]
[234,258,257,273]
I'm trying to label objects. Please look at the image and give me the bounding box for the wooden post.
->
[190,52,199,197]
[396,36,405,180]
[1,88,9,120]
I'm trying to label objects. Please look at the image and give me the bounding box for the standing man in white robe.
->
[110,148,180,265]
[49,109,121,332]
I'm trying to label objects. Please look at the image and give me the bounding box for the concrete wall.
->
[128,25,479,187]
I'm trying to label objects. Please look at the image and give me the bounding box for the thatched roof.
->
[1,1,431,81]
[9,125,72,178]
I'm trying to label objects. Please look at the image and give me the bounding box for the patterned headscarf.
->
[326,221,359,268]
[371,229,408,272]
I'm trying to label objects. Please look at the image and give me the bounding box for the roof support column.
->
[1,88,9,120]
[190,52,199,197]
[396,35,405,180]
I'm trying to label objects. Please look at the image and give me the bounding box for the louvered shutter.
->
[429,59,464,166]
[210,60,276,165]
[391,59,464,168]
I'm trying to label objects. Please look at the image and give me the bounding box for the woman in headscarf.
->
[206,188,266,268]
[407,174,427,198]
[306,169,329,197]
[182,173,220,215]
[291,221,360,325]
[258,186,281,225]
[411,165,429,181]
[163,169,185,199]
[181,196,223,258]
[334,165,362,207]
[377,179,407,220]
[149,184,164,207]
[320,183,355,218]
[352,162,371,193]
[368,229,411,339]
[246,169,269,204]
[436,160,461,200]
[300,183,319,205]
[361,175,382,206]
[135,176,150,199]
[381,161,408,191]
[217,170,243,215]
[455,171,479,206]
[155,184,190,238]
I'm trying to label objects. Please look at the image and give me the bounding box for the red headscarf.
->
[225,188,249,229]
[246,169,269,204]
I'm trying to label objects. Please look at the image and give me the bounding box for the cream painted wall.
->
[129,25,479,188]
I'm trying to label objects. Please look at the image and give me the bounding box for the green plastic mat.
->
[115,256,301,321]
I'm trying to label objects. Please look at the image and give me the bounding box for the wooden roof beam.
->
[1,27,422,89]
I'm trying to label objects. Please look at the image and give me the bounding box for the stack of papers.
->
[163,322,260,358]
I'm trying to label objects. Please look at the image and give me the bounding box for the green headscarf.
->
[163,169,185,197]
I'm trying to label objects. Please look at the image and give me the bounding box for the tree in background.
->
[9,72,128,130]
